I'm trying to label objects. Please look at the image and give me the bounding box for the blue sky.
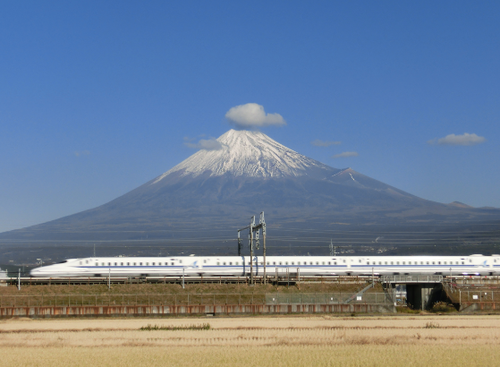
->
[1,1,499,232]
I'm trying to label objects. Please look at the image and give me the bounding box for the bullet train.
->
[30,254,500,277]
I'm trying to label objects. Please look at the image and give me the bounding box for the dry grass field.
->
[1,316,500,366]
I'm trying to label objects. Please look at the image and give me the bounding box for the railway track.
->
[2,275,374,286]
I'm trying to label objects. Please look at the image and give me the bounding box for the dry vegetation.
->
[1,316,500,366]
[1,281,377,295]
[0,282,383,307]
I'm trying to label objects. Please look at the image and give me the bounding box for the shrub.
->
[430,301,457,313]
[140,323,211,331]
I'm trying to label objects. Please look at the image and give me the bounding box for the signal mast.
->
[237,212,266,285]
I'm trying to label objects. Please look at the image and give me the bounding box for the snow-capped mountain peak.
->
[152,129,332,183]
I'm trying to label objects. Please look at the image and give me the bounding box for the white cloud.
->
[428,133,486,146]
[332,151,359,159]
[184,138,223,151]
[311,139,341,147]
[225,103,286,128]
[74,150,90,157]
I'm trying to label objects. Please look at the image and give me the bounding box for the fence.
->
[443,284,500,304]
[0,292,392,308]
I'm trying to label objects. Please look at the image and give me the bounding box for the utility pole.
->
[237,212,266,285]
[237,231,242,256]
[249,216,255,285]
[260,212,266,284]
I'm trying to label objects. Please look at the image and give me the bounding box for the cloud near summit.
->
[225,103,286,129]
[311,139,341,147]
[184,138,223,151]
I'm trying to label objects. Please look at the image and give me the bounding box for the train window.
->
[322,262,325,265]
[171,262,174,266]
[217,262,220,265]
[432,262,435,265]
[461,262,464,265]
[438,262,441,265]
[286,262,288,265]
[86,260,89,264]
[152,262,155,266]
[402,262,405,265]
[101,262,105,266]
[328,262,331,265]
[379,262,381,265]
[315,262,318,265]
[310,262,313,265]
[334,262,337,265]
[134,263,137,266]
[96,263,99,266]
[121,262,123,266]
[359,260,362,263]
[343,260,346,263]
[279,262,282,265]
[367,261,369,265]
[291,262,294,265]
[444,261,446,265]
[140,262,143,266]
[223,262,226,265]
[179,260,182,264]
[80,261,82,265]
[107,262,110,266]
[229,262,232,265]
[236,262,239,265]
[426,262,429,265]
[204,260,207,264]
[390,262,393,265]
[127,262,130,266]
[273,262,276,265]
[385,262,388,265]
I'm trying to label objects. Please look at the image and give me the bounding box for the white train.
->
[30,254,500,277]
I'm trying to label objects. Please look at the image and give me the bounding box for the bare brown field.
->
[1,316,500,366]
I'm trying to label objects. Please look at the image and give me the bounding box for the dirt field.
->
[1,315,499,366]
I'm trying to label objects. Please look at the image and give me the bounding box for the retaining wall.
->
[0,303,395,318]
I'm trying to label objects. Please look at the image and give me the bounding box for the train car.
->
[30,254,500,278]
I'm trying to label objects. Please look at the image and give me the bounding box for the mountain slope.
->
[1,129,498,241]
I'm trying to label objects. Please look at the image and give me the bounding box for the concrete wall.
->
[0,303,396,318]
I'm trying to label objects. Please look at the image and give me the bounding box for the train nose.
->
[30,268,46,277]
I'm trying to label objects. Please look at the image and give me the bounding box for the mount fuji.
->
[1,129,498,244]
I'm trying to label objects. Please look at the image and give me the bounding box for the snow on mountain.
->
[152,129,333,183]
